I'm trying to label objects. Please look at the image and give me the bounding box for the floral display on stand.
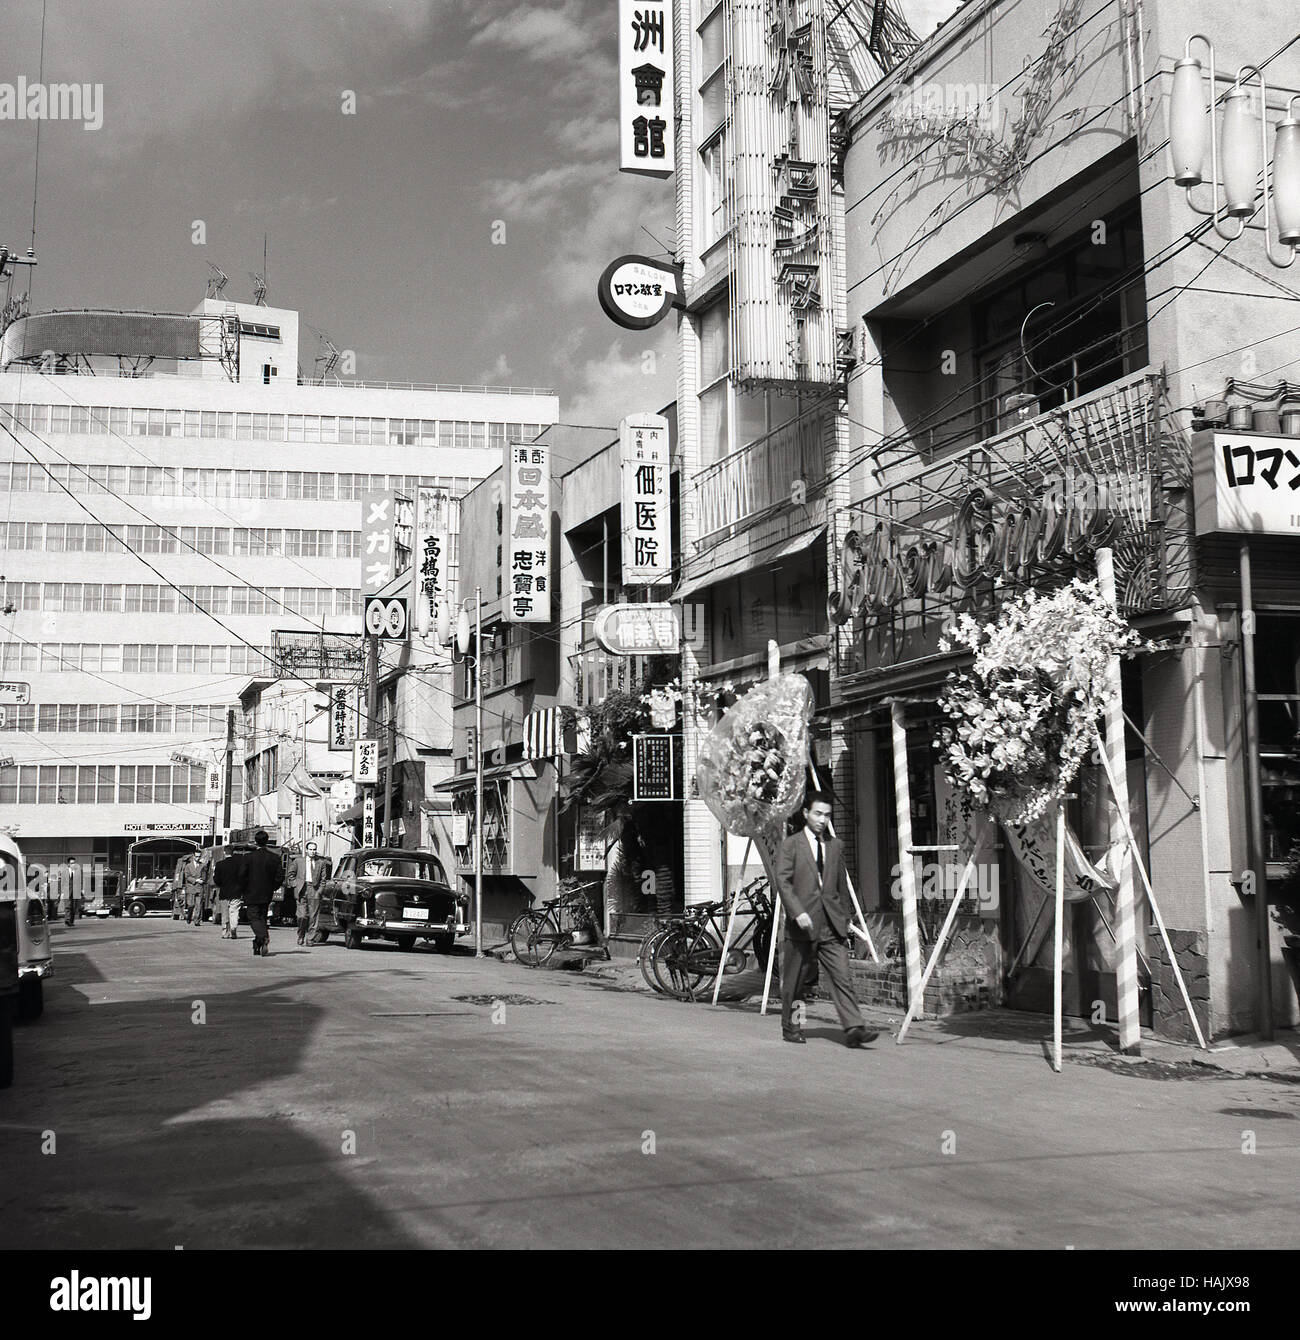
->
[935,579,1144,824]
[695,674,815,841]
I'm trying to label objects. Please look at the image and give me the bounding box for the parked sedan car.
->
[326,849,467,951]
[119,877,178,918]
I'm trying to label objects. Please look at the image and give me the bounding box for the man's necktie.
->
[816,838,824,878]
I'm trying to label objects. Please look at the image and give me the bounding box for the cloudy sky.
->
[0,0,958,427]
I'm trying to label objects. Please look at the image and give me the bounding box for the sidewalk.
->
[500,944,1300,1077]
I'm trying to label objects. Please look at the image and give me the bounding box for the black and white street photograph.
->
[0,0,1297,1317]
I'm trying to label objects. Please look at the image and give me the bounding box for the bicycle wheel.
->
[638,925,673,994]
[510,911,557,967]
[654,925,720,1000]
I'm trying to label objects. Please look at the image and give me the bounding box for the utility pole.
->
[221,708,236,837]
[365,631,379,849]
[474,585,484,957]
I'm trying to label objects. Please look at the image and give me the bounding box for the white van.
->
[0,833,53,1020]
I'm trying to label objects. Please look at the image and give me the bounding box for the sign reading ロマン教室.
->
[1195,431,1300,535]
[505,444,550,624]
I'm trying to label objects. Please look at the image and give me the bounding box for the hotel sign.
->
[1194,431,1300,535]
[618,0,675,178]
[620,414,672,583]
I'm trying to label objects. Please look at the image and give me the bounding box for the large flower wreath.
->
[935,579,1143,824]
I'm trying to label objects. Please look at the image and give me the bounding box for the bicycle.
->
[509,882,608,967]
[648,880,775,1001]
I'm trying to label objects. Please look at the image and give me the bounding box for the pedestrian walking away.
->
[774,792,878,1049]
[213,844,249,939]
[241,831,284,957]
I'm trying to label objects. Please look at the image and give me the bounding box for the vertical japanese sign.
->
[205,762,223,804]
[329,684,359,752]
[361,490,396,597]
[620,413,672,584]
[505,443,551,623]
[619,0,674,178]
[362,790,376,848]
[353,739,379,785]
[414,486,451,627]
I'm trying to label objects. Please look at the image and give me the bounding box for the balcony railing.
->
[692,412,828,544]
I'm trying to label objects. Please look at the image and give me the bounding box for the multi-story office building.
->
[0,295,557,880]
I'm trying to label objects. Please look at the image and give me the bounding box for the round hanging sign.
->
[597,254,684,330]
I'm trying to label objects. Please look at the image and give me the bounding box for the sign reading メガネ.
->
[353,739,380,785]
[594,603,680,655]
[620,414,672,583]
[329,684,359,752]
[632,733,677,801]
[618,0,674,177]
[361,490,397,595]
[1195,431,1300,535]
[505,443,551,623]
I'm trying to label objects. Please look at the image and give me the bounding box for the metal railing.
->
[301,377,556,397]
[691,411,829,543]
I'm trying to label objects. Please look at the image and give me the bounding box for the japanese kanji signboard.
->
[1195,431,1300,535]
[328,684,359,753]
[575,806,608,871]
[593,602,680,655]
[353,739,380,785]
[0,682,30,705]
[619,0,674,178]
[597,254,683,330]
[620,413,672,584]
[360,490,413,599]
[632,733,678,801]
[505,443,551,624]
[363,790,376,848]
[415,486,451,630]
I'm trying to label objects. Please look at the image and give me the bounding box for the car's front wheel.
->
[129,900,147,918]
[17,976,43,1021]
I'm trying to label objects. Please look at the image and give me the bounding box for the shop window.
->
[1256,613,1300,864]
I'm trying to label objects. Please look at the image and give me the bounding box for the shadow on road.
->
[0,948,425,1249]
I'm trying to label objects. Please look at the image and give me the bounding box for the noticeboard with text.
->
[329,684,359,752]
[632,733,679,802]
[575,806,608,871]
[505,443,551,623]
[620,414,672,584]
[1194,431,1300,535]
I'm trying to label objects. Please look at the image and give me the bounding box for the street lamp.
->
[1171,36,1299,266]
[434,588,485,957]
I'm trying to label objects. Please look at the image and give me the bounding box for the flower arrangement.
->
[696,674,815,838]
[935,579,1142,824]
[642,677,738,726]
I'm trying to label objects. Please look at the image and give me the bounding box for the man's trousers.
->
[780,932,865,1035]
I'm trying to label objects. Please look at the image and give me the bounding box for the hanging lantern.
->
[1170,57,1208,186]
[433,599,451,647]
[456,608,472,657]
[1221,85,1262,217]
[1273,113,1300,245]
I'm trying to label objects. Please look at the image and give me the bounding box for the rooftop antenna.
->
[306,323,341,383]
[205,263,229,299]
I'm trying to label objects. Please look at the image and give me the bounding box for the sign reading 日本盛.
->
[505,443,550,624]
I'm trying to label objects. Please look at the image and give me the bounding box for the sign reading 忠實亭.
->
[618,0,674,178]
[1194,431,1300,535]
[505,443,550,624]
[620,414,672,584]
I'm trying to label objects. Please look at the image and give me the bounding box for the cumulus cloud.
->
[469,2,597,62]
[562,328,677,428]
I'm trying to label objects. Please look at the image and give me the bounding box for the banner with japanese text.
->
[618,0,674,177]
[415,486,452,627]
[505,443,551,623]
[620,414,672,584]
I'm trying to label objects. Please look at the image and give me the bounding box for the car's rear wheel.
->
[344,923,364,950]
[433,934,455,953]
[396,935,417,951]
[129,900,147,918]
[17,976,43,1021]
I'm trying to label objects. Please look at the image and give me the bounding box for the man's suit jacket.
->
[213,851,247,899]
[283,852,304,896]
[242,847,285,906]
[774,830,852,942]
[304,855,332,890]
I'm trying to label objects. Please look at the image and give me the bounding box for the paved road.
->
[1,916,1296,1249]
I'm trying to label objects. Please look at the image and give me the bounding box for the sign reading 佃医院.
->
[505,443,550,624]
[329,684,359,752]
[1195,431,1300,535]
[415,487,451,630]
[632,733,678,801]
[620,414,672,584]
[593,603,680,655]
[618,0,674,178]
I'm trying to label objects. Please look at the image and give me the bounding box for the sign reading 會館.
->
[1195,431,1300,535]
[505,443,551,624]
[620,414,672,584]
[618,0,674,178]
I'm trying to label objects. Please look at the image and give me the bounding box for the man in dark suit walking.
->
[300,842,333,945]
[774,792,878,1048]
[242,831,284,958]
